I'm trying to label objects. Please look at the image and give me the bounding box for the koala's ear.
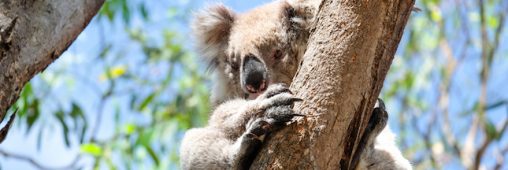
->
[192,5,236,69]
[283,0,318,29]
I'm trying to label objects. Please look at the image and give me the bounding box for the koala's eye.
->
[272,49,283,60]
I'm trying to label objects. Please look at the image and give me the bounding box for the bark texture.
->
[0,0,104,123]
[251,0,414,169]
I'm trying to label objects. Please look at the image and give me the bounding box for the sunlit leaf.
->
[430,9,442,22]
[123,123,137,135]
[81,143,103,156]
[487,15,499,29]
[100,65,127,80]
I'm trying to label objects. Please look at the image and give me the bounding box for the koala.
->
[182,0,412,170]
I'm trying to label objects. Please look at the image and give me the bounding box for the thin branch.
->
[0,149,82,170]
[494,143,508,170]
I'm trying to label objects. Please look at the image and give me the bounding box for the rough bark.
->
[0,0,104,141]
[251,0,414,169]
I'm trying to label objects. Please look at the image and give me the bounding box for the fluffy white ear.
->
[192,5,236,69]
[285,0,318,29]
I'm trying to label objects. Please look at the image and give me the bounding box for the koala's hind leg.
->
[352,99,388,169]
[354,99,412,170]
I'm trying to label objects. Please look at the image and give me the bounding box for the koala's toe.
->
[266,105,295,123]
[246,118,271,137]
[262,93,302,109]
[263,83,292,99]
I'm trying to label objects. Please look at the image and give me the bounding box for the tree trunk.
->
[251,0,414,169]
[0,0,104,141]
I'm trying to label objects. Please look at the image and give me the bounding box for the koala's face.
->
[193,1,309,101]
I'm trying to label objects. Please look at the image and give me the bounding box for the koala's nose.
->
[242,54,268,94]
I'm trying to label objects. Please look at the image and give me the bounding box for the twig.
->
[0,149,81,170]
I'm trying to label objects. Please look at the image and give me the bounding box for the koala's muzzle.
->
[242,54,268,94]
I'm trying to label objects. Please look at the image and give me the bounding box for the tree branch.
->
[251,0,414,169]
[0,0,105,128]
[0,149,82,170]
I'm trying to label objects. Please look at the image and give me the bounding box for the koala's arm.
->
[180,128,232,170]
[180,84,301,170]
[355,99,412,170]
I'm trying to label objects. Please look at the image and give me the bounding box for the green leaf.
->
[145,145,160,166]
[140,4,148,20]
[487,15,499,29]
[55,111,71,147]
[430,10,442,22]
[123,123,136,135]
[121,0,130,24]
[138,93,156,111]
[100,65,127,80]
[80,143,103,156]
[26,99,40,133]
[135,129,154,146]
[484,119,500,140]
[99,44,112,59]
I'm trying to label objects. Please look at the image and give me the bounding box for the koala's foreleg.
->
[231,118,270,170]
[231,84,303,170]
[231,106,302,169]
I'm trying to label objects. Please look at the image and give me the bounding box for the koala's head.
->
[192,0,312,105]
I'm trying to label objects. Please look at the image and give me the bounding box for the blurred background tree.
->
[0,0,507,169]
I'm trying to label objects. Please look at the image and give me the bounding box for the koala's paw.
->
[245,118,272,141]
[256,84,303,129]
[265,105,299,129]
[371,98,388,133]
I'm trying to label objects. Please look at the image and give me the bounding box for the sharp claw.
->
[375,98,385,110]
[266,88,291,98]
[291,97,303,102]
[283,97,303,105]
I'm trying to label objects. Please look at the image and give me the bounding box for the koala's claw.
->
[374,98,386,111]
[261,92,302,109]
[266,106,295,122]
[246,118,271,139]
[261,83,292,99]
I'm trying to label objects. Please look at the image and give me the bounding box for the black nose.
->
[242,54,267,93]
